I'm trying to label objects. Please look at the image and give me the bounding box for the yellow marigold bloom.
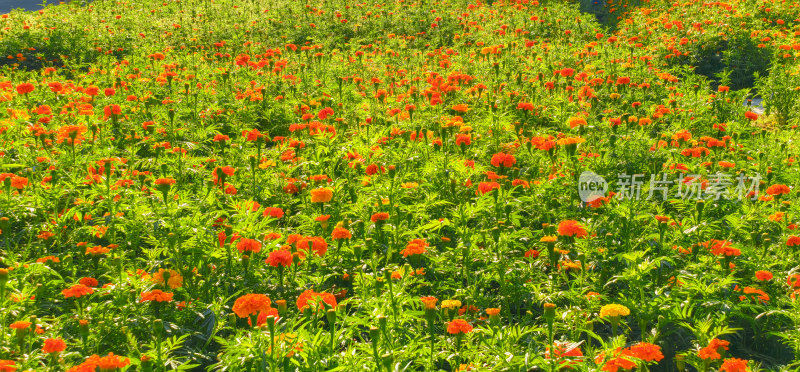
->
[441,299,462,309]
[310,187,333,203]
[556,137,586,146]
[401,182,418,189]
[540,235,557,243]
[599,304,630,318]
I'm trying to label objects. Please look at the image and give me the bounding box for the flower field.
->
[0,0,799,370]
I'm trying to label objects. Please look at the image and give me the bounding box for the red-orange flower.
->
[766,184,790,196]
[16,83,34,95]
[698,338,729,360]
[296,289,337,311]
[400,239,428,257]
[755,270,773,281]
[232,294,271,318]
[720,358,749,372]
[331,227,352,240]
[446,319,473,334]
[371,212,389,222]
[140,290,174,303]
[62,284,94,298]
[236,238,262,253]
[490,152,516,168]
[263,207,284,219]
[557,220,587,238]
[42,338,67,354]
[266,249,293,267]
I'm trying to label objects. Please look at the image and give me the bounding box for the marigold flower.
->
[720,358,749,372]
[232,294,271,318]
[490,152,516,168]
[420,296,438,310]
[151,268,183,288]
[9,321,31,330]
[296,289,336,311]
[698,338,729,360]
[331,227,352,240]
[62,284,94,298]
[625,342,663,362]
[557,220,587,238]
[266,249,293,267]
[96,352,131,370]
[755,270,773,281]
[446,319,473,334]
[788,236,800,247]
[0,360,16,372]
[599,304,630,318]
[140,290,174,303]
[236,238,262,253]
[766,184,790,196]
[441,299,462,309]
[263,207,284,219]
[451,104,469,113]
[42,338,66,353]
[16,83,34,94]
[310,187,333,203]
[371,212,389,222]
[79,277,98,287]
[400,239,428,257]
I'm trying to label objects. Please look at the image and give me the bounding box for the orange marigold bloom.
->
[446,319,473,334]
[755,270,773,281]
[232,294,271,318]
[297,236,328,256]
[151,268,183,289]
[310,187,333,203]
[490,152,516,168]
[16,83,34,94]
[720,358,749,372]
[96,352,130,370]
[85,245,110,256]
[9,321,31,330]
[296,289,337,311]
[568,116,587,129]
[263,206,284,219]
[400,239,428,257]
[265,249,293,267]
[236,238,262,253]
[698,338,729,360]
[248,307,280,327]
[154,178,176,186]
[476,181,500,195]
[420,296,438,310]
[79,277,98,287]
[766,184,790,196]
[744,111,759,121]
[140,290,174,303]
[557,220,587,238]
[42,338,66,353]
[625,342,663,362]
[0,360,16,372]
[9,176,27,189]
[451,104,469,113]
[788,236,800,247]
[62,284,94,298]
[331,227,352,240]
[371,212,389,222]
